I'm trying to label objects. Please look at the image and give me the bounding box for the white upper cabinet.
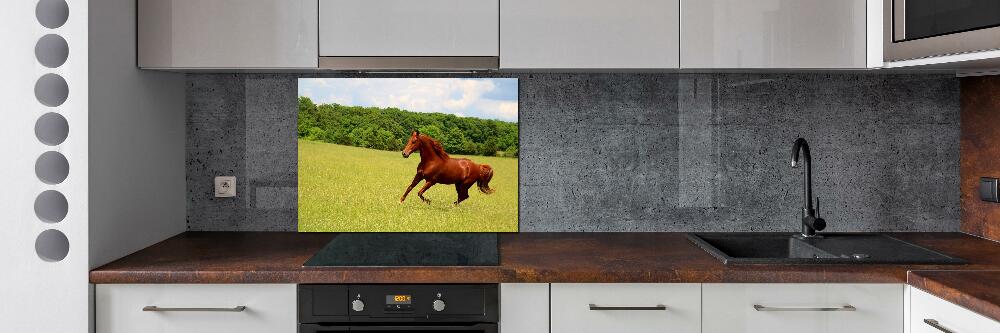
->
[137,0,318,69]
[319,0,499,57]
[680,0,869,69]
[500,0,680,69]
[132,0,882,70]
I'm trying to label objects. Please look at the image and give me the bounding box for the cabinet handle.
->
[142,306,247,312]
[588,304,667,311]
[753,304,856,312]
[923,319,955,333]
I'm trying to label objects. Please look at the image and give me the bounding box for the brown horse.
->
[399,130,495,205]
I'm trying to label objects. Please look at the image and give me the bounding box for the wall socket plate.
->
[215,176,236,198]
[980,177,999,203]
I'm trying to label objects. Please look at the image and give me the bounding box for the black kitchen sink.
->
[687,233,966,265]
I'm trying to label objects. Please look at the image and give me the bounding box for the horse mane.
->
[420,134,450,159]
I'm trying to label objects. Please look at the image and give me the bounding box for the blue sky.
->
[298,78,518,122]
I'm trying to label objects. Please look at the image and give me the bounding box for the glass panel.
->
[905,0,1000,40]
[296,78,519,233]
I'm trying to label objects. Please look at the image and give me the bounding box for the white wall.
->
[0,0,184,331]
[0,0,90,331]
[88,0,187,270]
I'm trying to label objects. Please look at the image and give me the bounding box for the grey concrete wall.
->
[186,75,298,231]
[186,73,960,232]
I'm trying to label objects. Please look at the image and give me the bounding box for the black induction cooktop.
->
[303,233,500,267]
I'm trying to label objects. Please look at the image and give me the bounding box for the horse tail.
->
[477,164,495,194]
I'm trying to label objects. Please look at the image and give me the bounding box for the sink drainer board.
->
[687,233,966,265]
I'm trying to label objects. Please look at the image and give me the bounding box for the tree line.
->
[298,97,519,157]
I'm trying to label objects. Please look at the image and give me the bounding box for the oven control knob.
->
[351,299,365,312]
[432,299,446,312]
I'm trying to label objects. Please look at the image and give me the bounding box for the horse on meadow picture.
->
[399,130,495,206]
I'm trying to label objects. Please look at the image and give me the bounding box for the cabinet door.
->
[551,283,701,333]
[96,284,297,333]
[702,283,903,333]
[501,0,679,69]
[319,0,499,57]
[910,287,1000,333]
[680,0,867,68]
[500,284,548,333]
[137,0,318,69]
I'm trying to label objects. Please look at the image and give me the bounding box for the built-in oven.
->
[885,0,1000,61]
[298,284,498,333]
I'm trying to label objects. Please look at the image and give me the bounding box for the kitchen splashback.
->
[960,76,1000,242]
[186,73,959,232]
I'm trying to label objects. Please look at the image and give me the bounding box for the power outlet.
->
[980,177,999,202]
[215,176,236,198]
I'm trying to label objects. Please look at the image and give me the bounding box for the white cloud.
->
[496,101,518,120]
[299,78,517,122]
[472,100,518,122]
[325,92,353,106]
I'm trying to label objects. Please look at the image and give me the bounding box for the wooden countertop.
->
[91,232,1000,284]
[89,232,509,284]
[908,270,1000,323]
[89,232,1000,321]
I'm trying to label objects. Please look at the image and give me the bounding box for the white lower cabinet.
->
[550,283,701,333]
[95,283,1000,333]
[500,283,549,333]
[96,284,297,333]
[702,283,904,333]
[910,287,1000,333]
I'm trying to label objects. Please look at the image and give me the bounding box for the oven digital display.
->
[386,295,412,305]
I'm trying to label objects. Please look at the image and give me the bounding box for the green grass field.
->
[298,139,518,232]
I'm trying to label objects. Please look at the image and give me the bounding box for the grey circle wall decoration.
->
[35,0,73,265]
[34,73,69,107]
[35,151,70,185]
[36,0,70,29]
[35,34,69,68]
[35,112,69,145]
[35,229,70,262]
[34,190,68,223]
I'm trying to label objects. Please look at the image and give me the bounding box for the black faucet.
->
[791,138,826,238]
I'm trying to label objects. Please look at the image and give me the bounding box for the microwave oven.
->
[884,0,1000,62]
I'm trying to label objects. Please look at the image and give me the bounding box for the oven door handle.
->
[299,325,349,333]
[348,323,496,331]
[299,323,498,332]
